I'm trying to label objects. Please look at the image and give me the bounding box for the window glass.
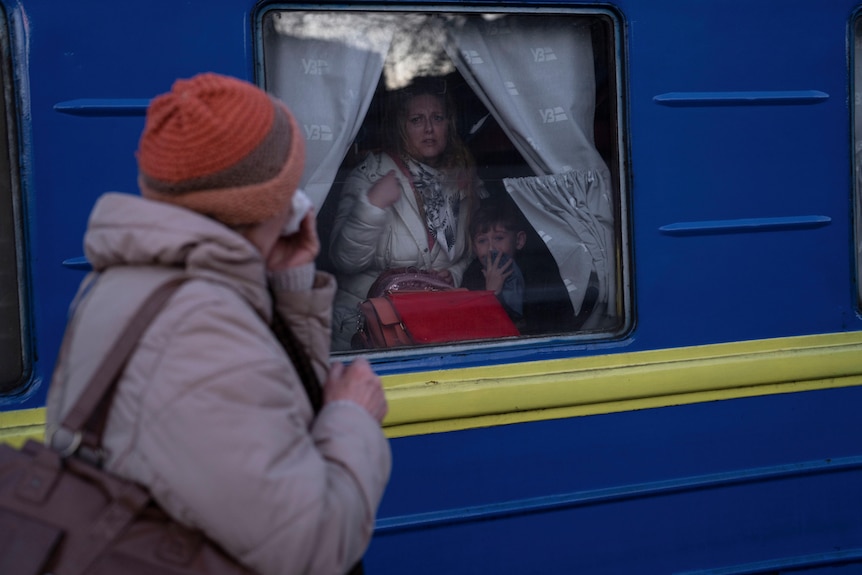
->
[260,8,627,352]
[855,19,862,306]
[0,6,26,391]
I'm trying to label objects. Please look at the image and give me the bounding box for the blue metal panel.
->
[367,385,862,574]
[618,0,857,354]
[5,1,259,409]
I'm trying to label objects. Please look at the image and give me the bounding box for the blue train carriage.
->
[1,1,862,573]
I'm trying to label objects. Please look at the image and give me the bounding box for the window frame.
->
[0,4,29,395]
[853,16,862,309]
[254,4,631,361]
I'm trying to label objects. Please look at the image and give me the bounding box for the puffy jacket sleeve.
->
[117,282,391,575]
[269,265,337,384]
[328,153,393,274]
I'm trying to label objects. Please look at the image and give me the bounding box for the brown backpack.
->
[0,275,252,575]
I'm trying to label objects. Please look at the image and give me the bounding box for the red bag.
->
[355,290,520,349]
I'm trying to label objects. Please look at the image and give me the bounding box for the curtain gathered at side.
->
[447,15,617,324]
[262,12,392,209]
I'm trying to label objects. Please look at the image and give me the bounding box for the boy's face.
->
[472,225,527,262]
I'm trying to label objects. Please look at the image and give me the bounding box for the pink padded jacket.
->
[45,192,392,575]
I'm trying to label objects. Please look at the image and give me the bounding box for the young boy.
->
[462,198,596,335]
[462,200,528,326]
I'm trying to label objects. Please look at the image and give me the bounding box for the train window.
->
[855,18,862,306]
[259,8,628,352]
[0,6,26,392]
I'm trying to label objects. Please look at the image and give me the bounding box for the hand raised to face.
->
[481,251,514,294]
[367,170,402,209]
[266,211,320,272]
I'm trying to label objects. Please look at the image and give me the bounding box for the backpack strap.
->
[50,274,190,462]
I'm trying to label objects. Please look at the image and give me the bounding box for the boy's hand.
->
[482,252,514,294]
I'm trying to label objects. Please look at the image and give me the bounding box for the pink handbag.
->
[365,266,454,298]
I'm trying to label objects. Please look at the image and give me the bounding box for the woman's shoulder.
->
[112,274,271,360]
[172,278,268,328]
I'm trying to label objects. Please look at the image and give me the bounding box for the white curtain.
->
[447,16,617,319]
[262,13,393,210]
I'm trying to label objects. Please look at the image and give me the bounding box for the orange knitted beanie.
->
[137,72,305,226]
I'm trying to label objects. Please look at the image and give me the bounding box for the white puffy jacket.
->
[328,152,475,350]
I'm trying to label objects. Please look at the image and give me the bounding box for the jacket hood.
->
[83,192,271,318]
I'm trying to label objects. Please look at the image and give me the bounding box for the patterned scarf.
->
[403,155,459,260]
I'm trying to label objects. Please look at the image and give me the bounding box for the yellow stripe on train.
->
[2,331,861,443]
[381,331,862,437]
[0,408,46,447]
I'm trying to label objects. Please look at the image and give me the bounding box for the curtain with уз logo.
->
[446,16,617,324]
[262,12,392,211]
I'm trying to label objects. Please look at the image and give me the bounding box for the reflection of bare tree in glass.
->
[267,11,462,88]
[384,15,458,87]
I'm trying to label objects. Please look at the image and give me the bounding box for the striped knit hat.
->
[137,72,305,226]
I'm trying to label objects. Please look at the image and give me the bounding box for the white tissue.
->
[282,190,313,235]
